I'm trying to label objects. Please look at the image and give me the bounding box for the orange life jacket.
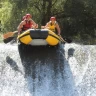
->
[22,20,32,31]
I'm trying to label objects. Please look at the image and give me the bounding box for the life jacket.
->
[22,20,32,31]
[48,21,56,32]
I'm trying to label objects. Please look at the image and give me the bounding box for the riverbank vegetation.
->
[0,0,96,44]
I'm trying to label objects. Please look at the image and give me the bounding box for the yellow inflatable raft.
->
[17,29,62,46]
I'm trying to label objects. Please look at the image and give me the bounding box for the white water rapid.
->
[0,43,96,96]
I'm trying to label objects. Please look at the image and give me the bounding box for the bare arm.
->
[31,19,38,28]
[44,22,50,29]
[56,23,61,35]
[17,21,25,35]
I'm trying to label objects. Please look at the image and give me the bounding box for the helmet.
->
[50,17,56,21]
[25,14,31,18]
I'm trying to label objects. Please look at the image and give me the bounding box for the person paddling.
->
[17,14,38,35]
[41,16,61,35]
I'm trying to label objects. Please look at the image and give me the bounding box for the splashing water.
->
[0,43,96,96]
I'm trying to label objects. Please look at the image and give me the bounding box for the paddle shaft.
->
[58,35,72,43]
[58,35,66,43]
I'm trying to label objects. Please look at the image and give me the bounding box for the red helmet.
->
[25,14,31,18]
[50,17,56,21]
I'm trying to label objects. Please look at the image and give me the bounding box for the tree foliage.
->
[0,0,96,44]
[63,0,96,41]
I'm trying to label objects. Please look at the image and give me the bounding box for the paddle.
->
[3,31,18,43]
[58,35,72,43]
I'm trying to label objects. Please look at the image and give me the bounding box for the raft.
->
[17,29,62,46]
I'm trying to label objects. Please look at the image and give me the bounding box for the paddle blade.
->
[3,32,15,39]
[3,31,18,43]
[3,37,14,43]
[64,38,72,43]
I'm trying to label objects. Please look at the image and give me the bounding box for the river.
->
[0,43,96,96]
